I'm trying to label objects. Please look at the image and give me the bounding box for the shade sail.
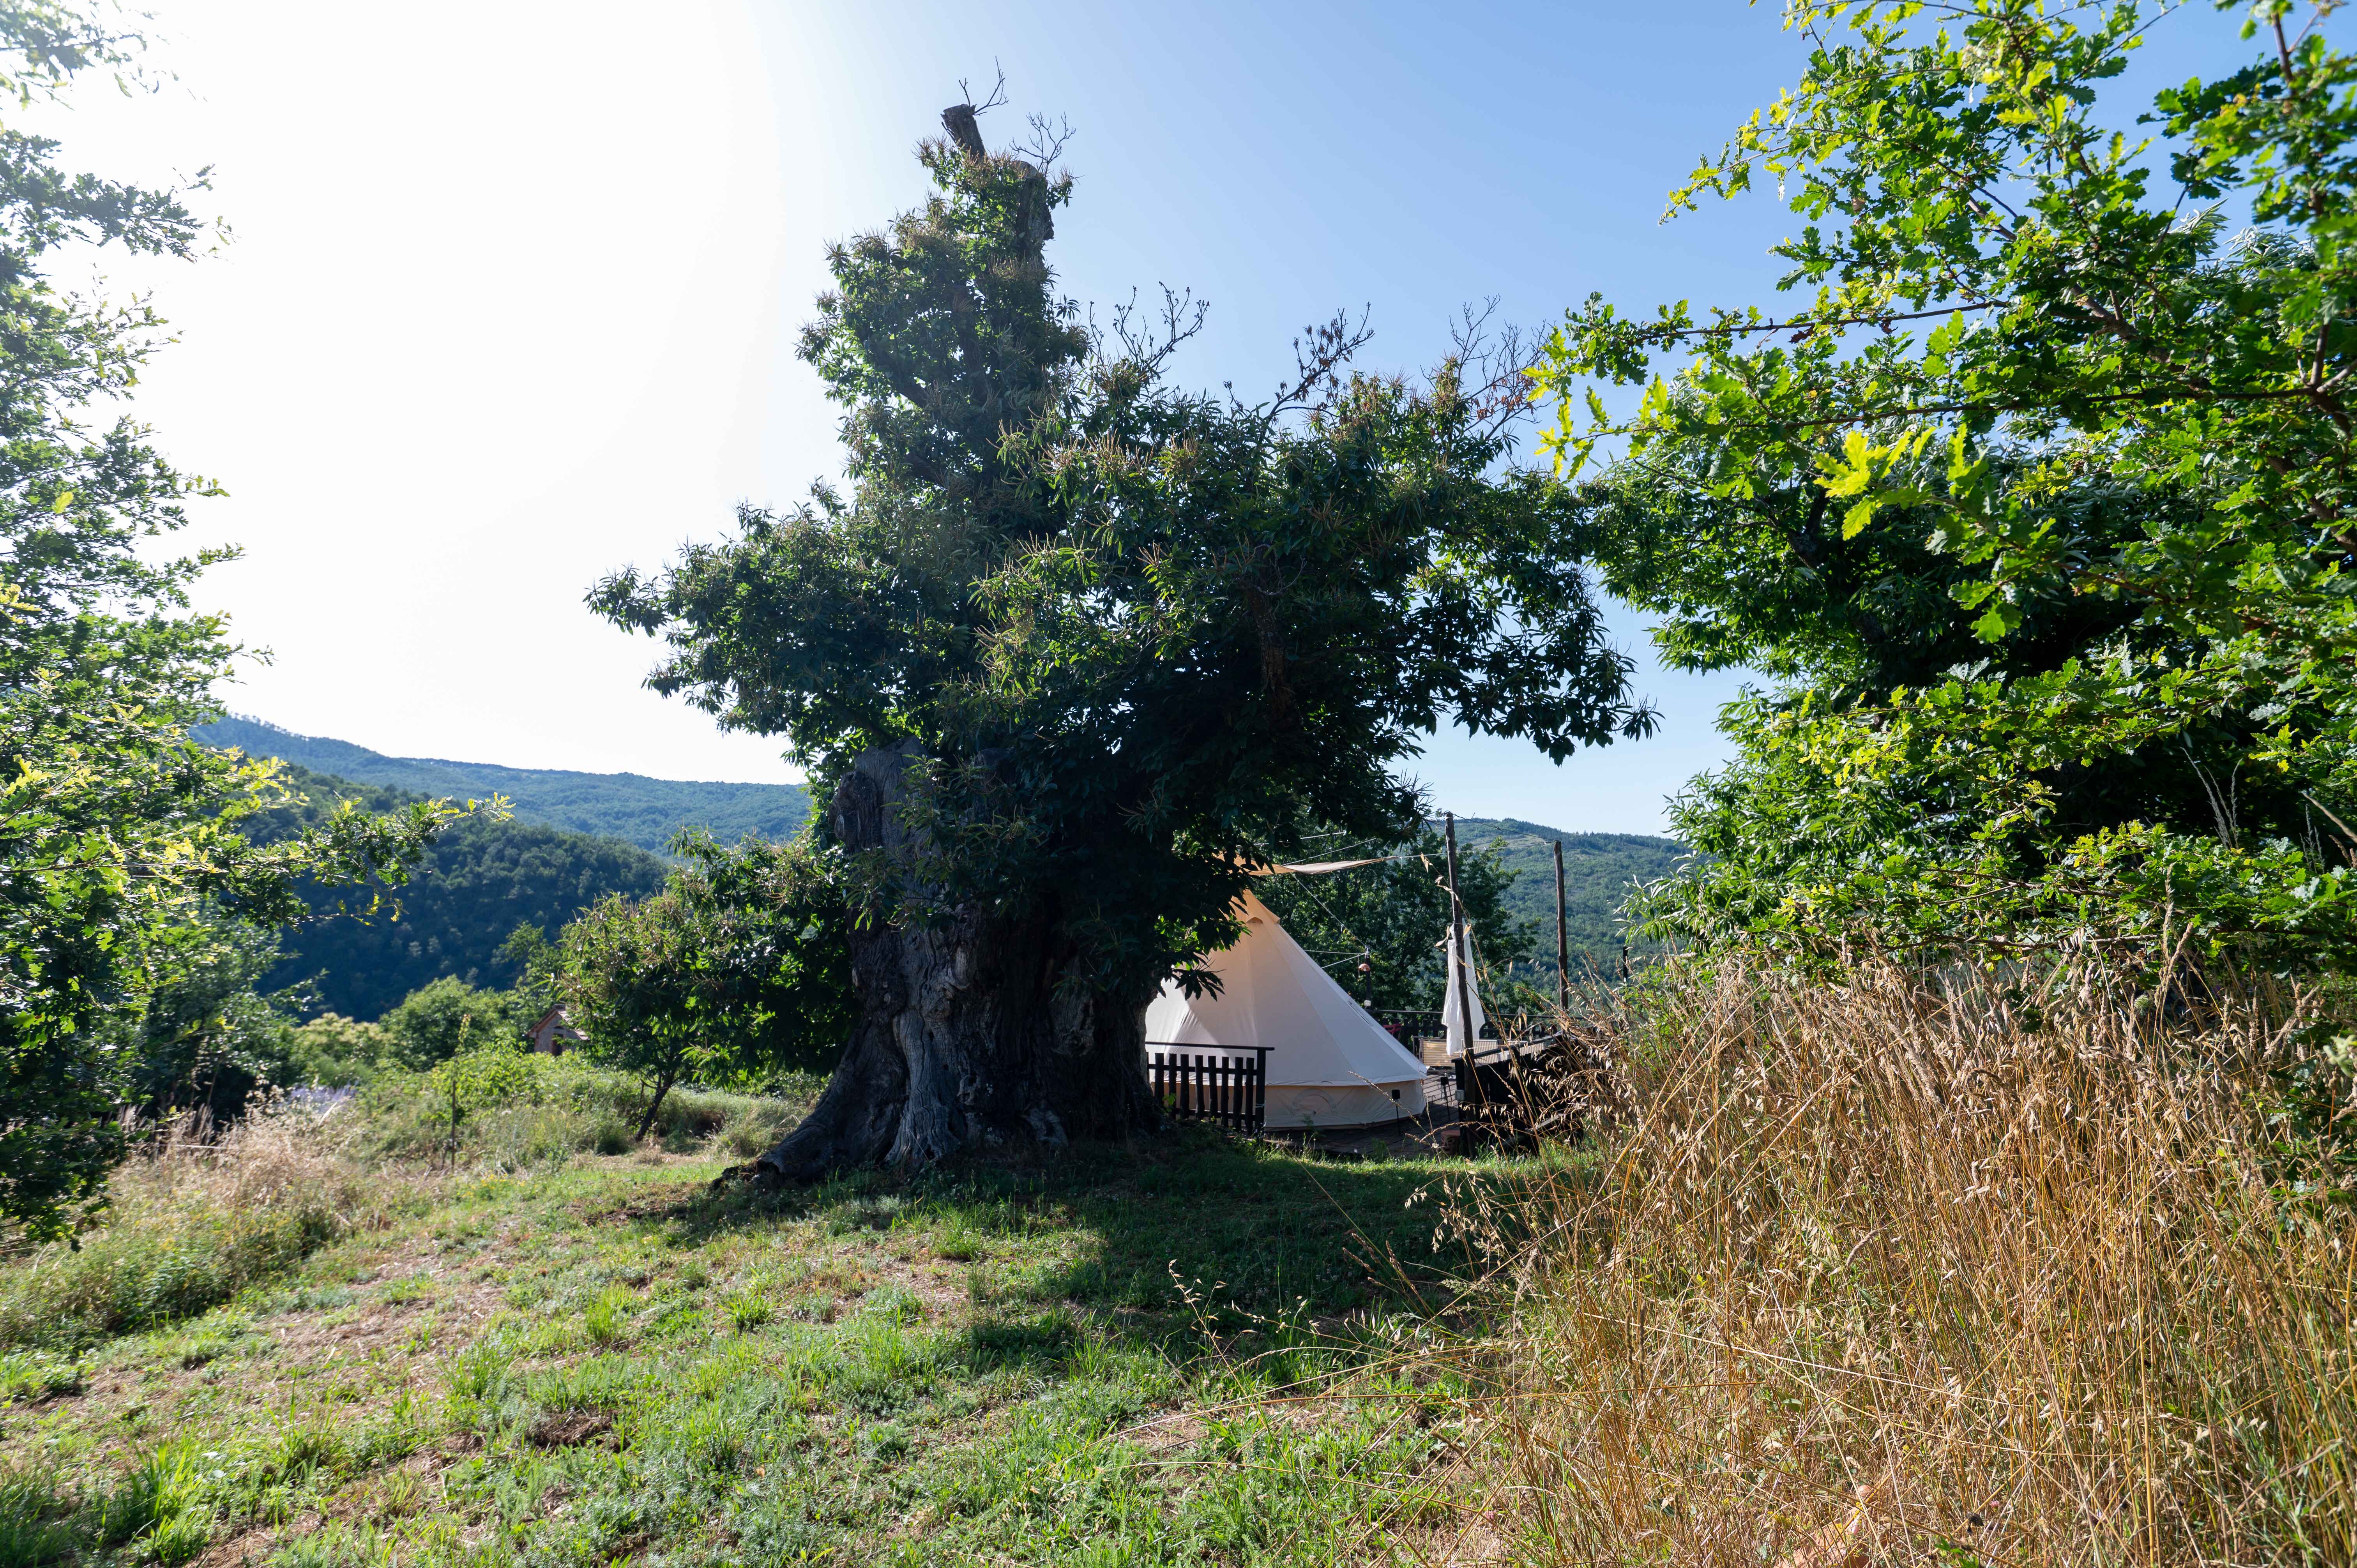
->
[1440,919,1490,1058]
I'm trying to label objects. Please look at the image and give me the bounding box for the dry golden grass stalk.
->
[0,1096,396,1349]
[1477,959,2354,1567]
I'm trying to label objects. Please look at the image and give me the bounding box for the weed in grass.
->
[375,1275,431,1306]
[966,1311,1074,1373]
[862,1421,912,1460]
[0,1350,80,1405]
[90,1438,210,1564]
[261,1284,355,1315]
[267,1518,399,1567]
[583,1284,634,1346]
[670,1402,748,1476]
[934,1212,986,1261]
[0,1466,74,1568]
[447,1340,512,1402]
[166,1317,247,1369]
[375,1467,427,1518]
[725,1289,773,1332]
[269,1423,345,1489]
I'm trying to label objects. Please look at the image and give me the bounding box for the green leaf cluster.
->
[0,2,461,1242]
[1532,0,2357,972]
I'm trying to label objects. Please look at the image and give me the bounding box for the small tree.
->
[426,1024,541,1162]
[378,977,534,1070]
[558,835,852,1138]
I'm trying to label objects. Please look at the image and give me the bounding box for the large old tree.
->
[594,101,1652,1177]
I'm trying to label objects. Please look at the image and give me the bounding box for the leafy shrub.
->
[281,1014,397,1088]
[378,977,536,1068]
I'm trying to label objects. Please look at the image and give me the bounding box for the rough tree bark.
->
[757,747,1162,1180]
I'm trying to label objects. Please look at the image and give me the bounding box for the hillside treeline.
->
[248,765,670,1019]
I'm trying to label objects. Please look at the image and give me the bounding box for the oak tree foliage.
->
[595,104,1651,1081]
[1534,0,2357,972]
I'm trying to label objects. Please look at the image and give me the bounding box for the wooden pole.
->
[1553,838,1571,1015]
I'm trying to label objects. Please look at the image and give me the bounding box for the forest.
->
[245,764,671,1019]
[5,2,2355,1564]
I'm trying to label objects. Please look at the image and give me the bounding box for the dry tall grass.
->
[0,1098,385,1350]
[1480,960,2355,1567]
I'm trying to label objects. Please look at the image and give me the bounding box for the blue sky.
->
[65,1,2276,833]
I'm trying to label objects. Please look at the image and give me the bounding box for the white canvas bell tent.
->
[1144,887,1429,1129]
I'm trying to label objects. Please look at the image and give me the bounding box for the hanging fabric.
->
[1442,919,1489,1058]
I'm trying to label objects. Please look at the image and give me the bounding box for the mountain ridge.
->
[195,715,814,857]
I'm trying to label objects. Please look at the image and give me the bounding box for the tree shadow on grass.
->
[650,1125,1537,1357]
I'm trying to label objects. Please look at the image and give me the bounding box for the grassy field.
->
[13,960,2346,1567]
[0,1093,1524,1567]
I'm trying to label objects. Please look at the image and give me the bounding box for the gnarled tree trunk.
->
[758,746,1161,1180]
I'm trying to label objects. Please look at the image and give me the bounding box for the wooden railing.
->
[1145,1044,1273,1134]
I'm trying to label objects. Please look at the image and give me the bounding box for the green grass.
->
[0,1121,1518,1565]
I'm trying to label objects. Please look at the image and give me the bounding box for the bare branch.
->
[1447,297,1544,434]
[943,63,1011,160]
[1103,284,1210,374]
[1275,306,1375,413]
[956,62,1010,117]
[1013,111,1076,169]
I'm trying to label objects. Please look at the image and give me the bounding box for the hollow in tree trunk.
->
[758,747,1162,1181]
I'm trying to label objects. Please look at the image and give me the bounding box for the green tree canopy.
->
[0,1,454,1241]
[595,104,1649,1174]
[558,833,853,1137]
[1534,0,2357,973]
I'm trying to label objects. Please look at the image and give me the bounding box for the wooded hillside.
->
[1447,818,1684,969]
[249,765,671,1018]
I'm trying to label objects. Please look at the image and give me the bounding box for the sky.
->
[44,0,2272,833]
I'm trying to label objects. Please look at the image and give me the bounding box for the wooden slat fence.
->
[1145,1044,1273,1134]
